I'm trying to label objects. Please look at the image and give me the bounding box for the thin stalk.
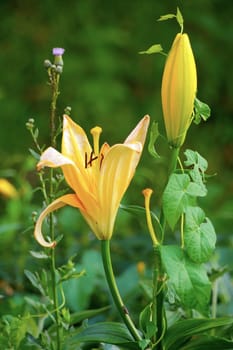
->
[101,240,141,342]
[48,68,61,350]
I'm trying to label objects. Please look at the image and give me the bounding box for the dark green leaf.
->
[164,317,233,350]
[160,245,211,314]
[180,334,233,350]
[184,206,216,263]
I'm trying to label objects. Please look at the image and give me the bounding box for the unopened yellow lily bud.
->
[161,33,197,148]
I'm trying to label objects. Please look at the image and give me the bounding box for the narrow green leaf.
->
[160,245,211,314]
[67,322,139,349]
[157,13,176,21]
[28,148,40,160]
[69,306,110,325]
[164,317,233,350]
[184,206,216,263]
[139,44,163,55]
[176,7,184,29]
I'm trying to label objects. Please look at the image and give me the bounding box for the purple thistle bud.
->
[52,48,65,56]
[52,48,65,68]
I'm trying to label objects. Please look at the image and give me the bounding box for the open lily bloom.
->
[35,114,150,247]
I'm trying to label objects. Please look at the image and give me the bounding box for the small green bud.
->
[44,59,52,69]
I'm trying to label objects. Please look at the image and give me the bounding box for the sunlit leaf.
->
[184,206,216,263]
[160,245,211,314]
[139,44,163,55]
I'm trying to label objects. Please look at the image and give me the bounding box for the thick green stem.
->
[151,246,165,350]
[160,146,180,239]
[101,240,141,342]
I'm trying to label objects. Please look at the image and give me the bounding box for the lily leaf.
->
[184,206,216,263]
[163,317,233,350]
[160,245,211,315]
[67,322,139,349]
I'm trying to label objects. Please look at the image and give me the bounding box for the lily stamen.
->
[90,126,102,156]
[85,151,98,168]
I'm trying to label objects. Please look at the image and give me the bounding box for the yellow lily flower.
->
[0,178,18,199]
[34,114,150,247]
[161,33,197,148]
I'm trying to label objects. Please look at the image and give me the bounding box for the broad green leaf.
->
[184,149,208,174]
[67,322,139,349]
[139,44,163,55]
[148,121,161,159]
[184,207,216,263]
[160,245,211,314]
[163,317,233,350]
[162,174,195,229]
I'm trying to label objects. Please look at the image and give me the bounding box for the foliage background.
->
[0,0,232,321]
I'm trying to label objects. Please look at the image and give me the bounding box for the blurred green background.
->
[0,0,232,319]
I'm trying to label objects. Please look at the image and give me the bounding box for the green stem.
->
[160,146,180,238]
[101,240,141,342]
[151,246,165,350]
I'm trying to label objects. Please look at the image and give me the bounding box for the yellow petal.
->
[124,115,150,147]
[96,142,143,239]
[34,194,82,248]
[62,115,92,168]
